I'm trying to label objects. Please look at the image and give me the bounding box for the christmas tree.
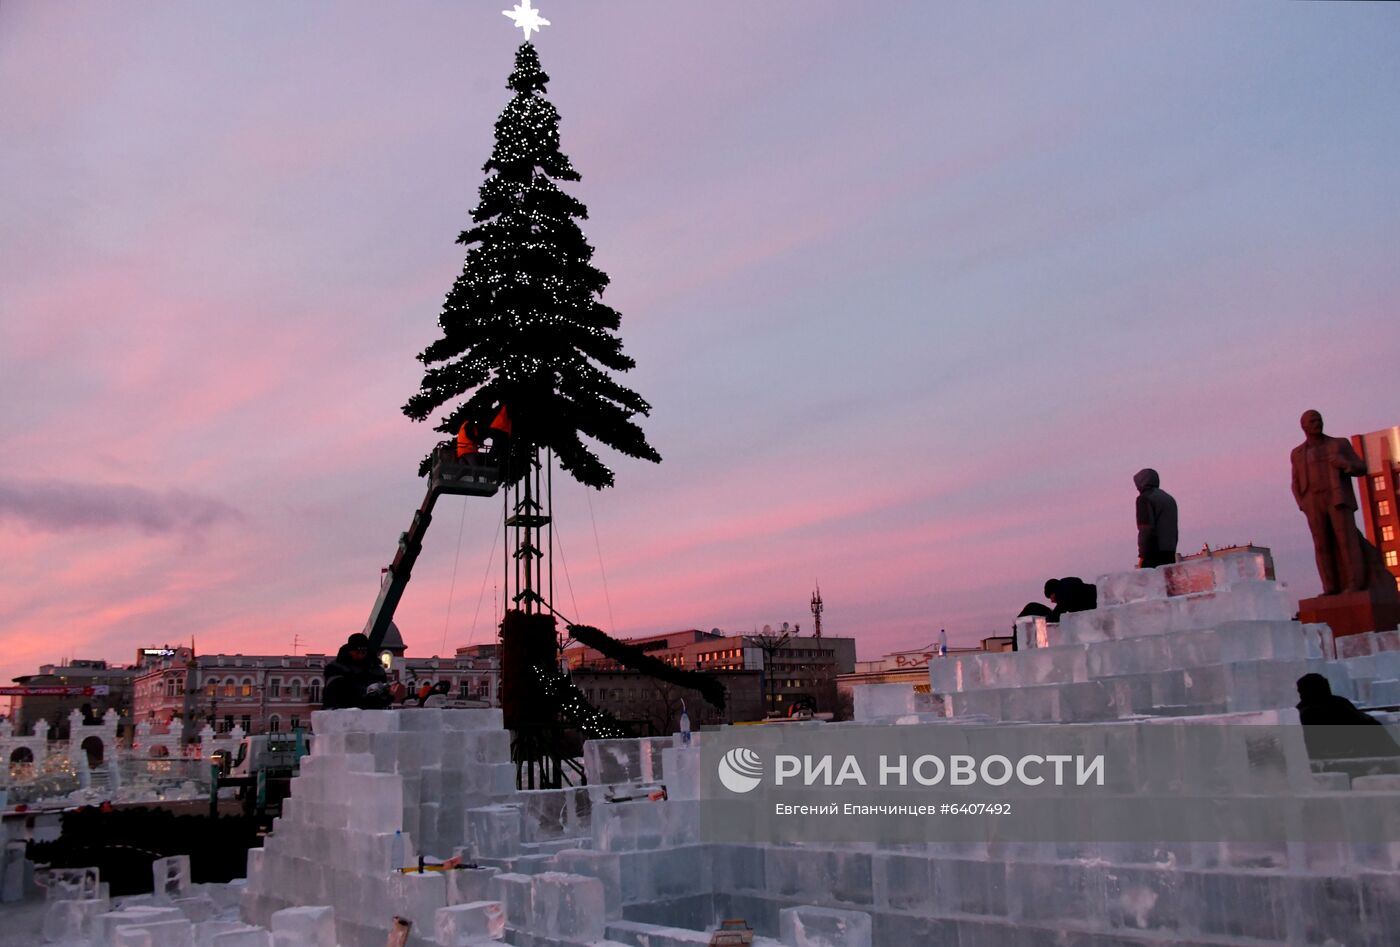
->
[403,42,660,490]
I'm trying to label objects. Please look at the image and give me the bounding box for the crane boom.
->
[364,443,501,654]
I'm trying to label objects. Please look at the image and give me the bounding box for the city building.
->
[455,642,500,662]
[570,667,764,732]
[397,653,498,707]
[374,621,408,665]
[132,646,325,740]
[564,628,856,717]
[838,640,992,689]
[1353,425,1400,589]
[1179,543,1275,579]
[6,659,137,737]
[130,641,499,741]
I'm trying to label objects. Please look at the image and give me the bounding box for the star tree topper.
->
[503,0,550,40]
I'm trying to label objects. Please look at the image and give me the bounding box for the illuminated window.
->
[223,679,235,698]
[1382,500,1393,517]
[1376,475,1388,492]
[241,678,253,697]
[206,682,216,697]
[1385,525,1396,543]
[1387,550,1399,568]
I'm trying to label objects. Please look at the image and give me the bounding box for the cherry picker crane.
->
[362,442,502,655]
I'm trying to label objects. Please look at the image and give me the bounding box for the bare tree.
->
[748,628,792,717]
[642,680,685,735]
[833,686,855,722]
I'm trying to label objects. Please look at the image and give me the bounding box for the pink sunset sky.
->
[2,1,1399,693]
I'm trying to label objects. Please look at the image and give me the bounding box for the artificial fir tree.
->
[400,41,682,778]
[403,42,660,490]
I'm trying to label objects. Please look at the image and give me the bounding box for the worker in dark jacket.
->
[323,633,404,709]
[1296,673,1400,759]
[1018,577,1098,623]
[1134,468,1179,569]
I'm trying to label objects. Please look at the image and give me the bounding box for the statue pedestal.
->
[1299,589,1400,638]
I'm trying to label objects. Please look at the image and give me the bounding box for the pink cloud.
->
[0,477,240,535]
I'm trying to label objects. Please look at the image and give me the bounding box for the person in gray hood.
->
[1134,468,1178,568]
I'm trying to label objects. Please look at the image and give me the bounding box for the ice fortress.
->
[46,552,1400,945]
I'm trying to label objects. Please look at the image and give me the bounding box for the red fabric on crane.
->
[490,405,512,436]
[456,422,478,458]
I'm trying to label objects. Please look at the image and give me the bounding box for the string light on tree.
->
[503,0,550,40]
[531,663,627,739]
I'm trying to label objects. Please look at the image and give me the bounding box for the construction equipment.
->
[218,731,310,823]
[363,442,501,654]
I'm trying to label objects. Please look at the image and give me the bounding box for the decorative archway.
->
[80,736,104,766]
[66,708,119,769]
[8,745,35,780]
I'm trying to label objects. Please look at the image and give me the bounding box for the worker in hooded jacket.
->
[1134,468,1179,569]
